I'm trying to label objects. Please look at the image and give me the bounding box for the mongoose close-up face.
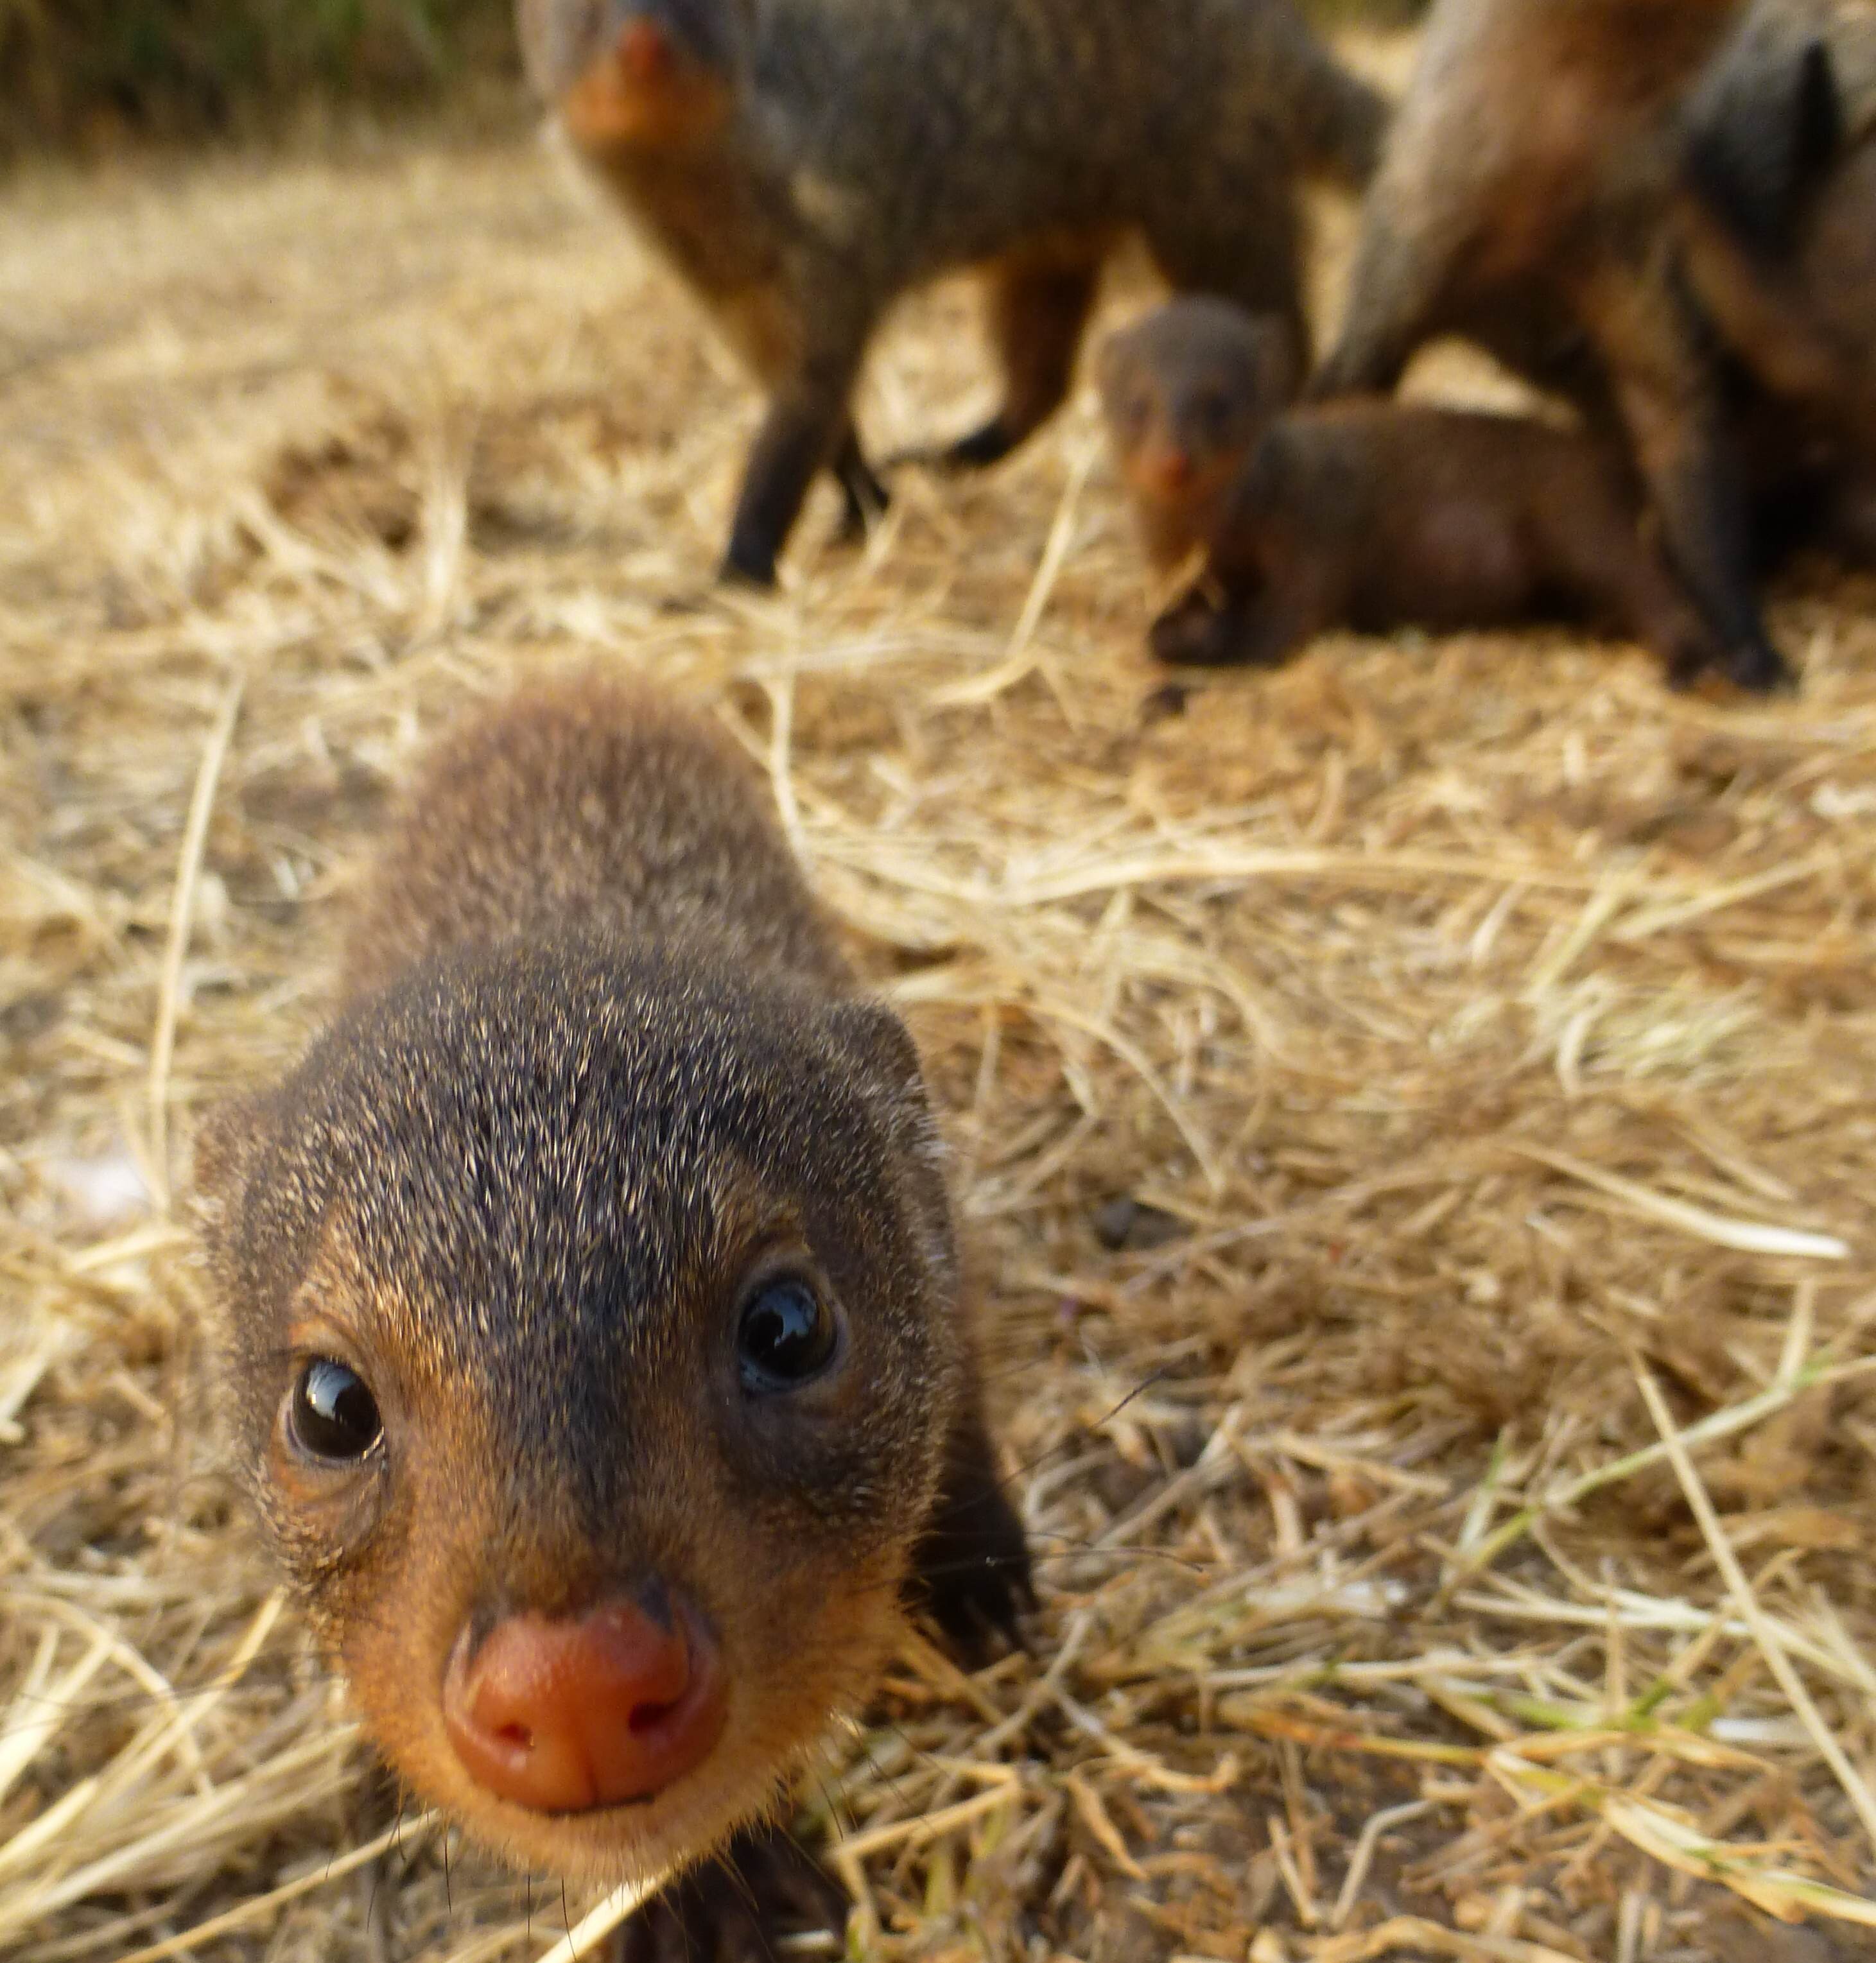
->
[195,681,1027,1909]
[1149,401,1723,686]
[1097,298,1298,573]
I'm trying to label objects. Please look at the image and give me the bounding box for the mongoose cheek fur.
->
[1312,0,1792,693]
[1096,298,1299,575]
[196,680,1029,1930]
[516,0,1388,586]
[1151,399,1724,689]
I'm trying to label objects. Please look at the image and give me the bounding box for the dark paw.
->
[1726,637,1796,695]
[1138,680,1190,725]
[912,1464,1034,1666]
[615,1826,847,1963]
[941,419,1020,472]
[1149,593,1238,668]
[886,419,1019,476]
[1665,639,1717,692]
[719,537,780,590]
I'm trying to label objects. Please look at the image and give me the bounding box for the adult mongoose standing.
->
[516,0,1387,585]
[1677,3,1876,560]
[196,677,1030,1959]
[1149,400,1726,686]
[1310,0,1793,693]
[1096,298,1298,573]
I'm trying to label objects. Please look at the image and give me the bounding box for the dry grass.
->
[8,75,1876,1963]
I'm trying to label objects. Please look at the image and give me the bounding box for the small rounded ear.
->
[191,1093,269,1259]
[822,996,958,1279]
[824,996,931,1126]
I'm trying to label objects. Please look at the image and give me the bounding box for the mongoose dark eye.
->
[288,1359,383,1462]
[736,1277,838,1394]
[1190,390,1231,444]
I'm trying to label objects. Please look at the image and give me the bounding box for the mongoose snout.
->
[442,1584,728,1813]
[537,1,736,151]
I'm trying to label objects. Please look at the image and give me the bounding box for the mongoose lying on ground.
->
[1096,298,1297,573]
[1150,401,1724,686]
[196,677,1030,1959]
[516,0,1386,585]
[1311,0,1791,692]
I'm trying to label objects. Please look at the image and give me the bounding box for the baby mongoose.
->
[516,0,1387,585]
[1149,401,1725,686]
[1311,0,1791,693]
[196,678,1030,1959]
[1097,298,1298,573]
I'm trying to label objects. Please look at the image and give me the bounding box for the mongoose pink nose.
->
[616,19,675,85]
[1148,445,1195,494]
[442,1586,727,1813]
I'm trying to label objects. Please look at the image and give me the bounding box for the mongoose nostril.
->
[442,1589,727,1813]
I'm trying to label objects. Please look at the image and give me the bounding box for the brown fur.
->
[1096,298,1298,573]
[517,0,1387,584]
[195,679,1027,1947]
[1151,401,1723,686]
[1680,3,1876,530]
[1314,0,1791,692]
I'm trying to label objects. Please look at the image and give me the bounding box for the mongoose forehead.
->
[196,679,989,1890]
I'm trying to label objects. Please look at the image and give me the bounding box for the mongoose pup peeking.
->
[516,0,1387,585]
[1312,0,1791,693]
[1097,298,1298,573]
[195,678,1030,1955]
[1149,401,1724,687]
